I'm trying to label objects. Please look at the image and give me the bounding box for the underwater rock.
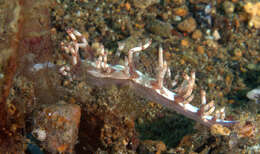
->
[177,17,197,33]
[147,19,173,37]
[32,102,81,153]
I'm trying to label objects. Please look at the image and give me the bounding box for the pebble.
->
[0,73,4,79]
[192,29,202,40]
[223,1,235,15]
[161,12,168,21]
[133,0,159,9]
[233,48,242,57]
[173,7,188,17]
[212,30,221,40]
[181,38,189,47]
[197,45,205,54]
[247,87,260,103]
[147,19,173,37]
[177,17,197,33]
[246,63,260,71]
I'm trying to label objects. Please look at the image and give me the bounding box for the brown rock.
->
[32,103,81,153]
[192,29,202,40]
[147,19,173,37]
[133,0,159,9]
[197,45,205,54]
[177,17,197,33]
[173,7,189,17]
[181,38,189,47]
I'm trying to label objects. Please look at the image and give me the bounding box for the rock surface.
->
[32,103,81,153]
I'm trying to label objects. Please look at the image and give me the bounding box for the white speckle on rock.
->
[33,128,47,141]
